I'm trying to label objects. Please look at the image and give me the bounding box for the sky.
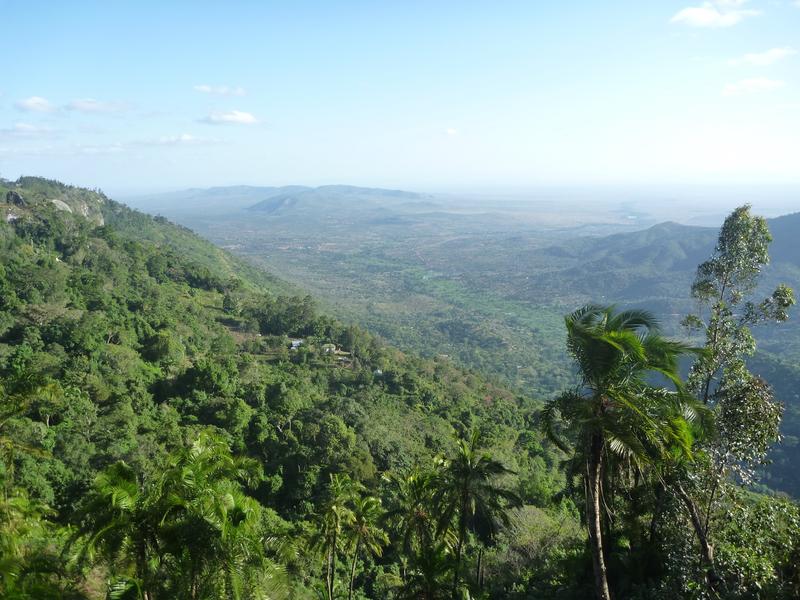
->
[1,0,799,194]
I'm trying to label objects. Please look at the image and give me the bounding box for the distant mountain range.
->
[248,185,434,215]
[126,185,435,216]
[503,213,800,310]
[118,183,800,496]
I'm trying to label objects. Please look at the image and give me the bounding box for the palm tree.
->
[385,468,437,562]
[154,431,265,600]
[0,489,65,599]
[0,382,54,501]
[70,461,158,600]
[385,468,454,598]
[398,541,452,600]
[543,305,694,600]
[310,473,363,600]
[346,496,388,600]
[433,430,520,599]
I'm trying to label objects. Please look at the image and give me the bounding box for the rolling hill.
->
[121,185,800,496]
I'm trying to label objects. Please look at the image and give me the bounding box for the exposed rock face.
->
[50,199,74,213]
[6,190,27,206]
[4,180,106,226]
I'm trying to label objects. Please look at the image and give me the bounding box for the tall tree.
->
[345,495,388,600]
[543,305,694,600]
[0,381,55,500]
[0,489,69,600]
[154,431,265,600]
[385,468,437,562]
[385,468,452,599]
[677,205,795,587]
[433,429,519,599]
[310,473,362,600]
[72,431,273,600]
[71,461,158,600]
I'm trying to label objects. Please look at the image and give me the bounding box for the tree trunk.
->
[476,546,484,590]
[451,522,466,599]
[675,482,721,589]
[648,484,664,545]
[326,542,335,600]
[348,537,361,600]
[325,548,332,600]
[190,558,199,600]
[137,544,151,600]
[587,433,612,600]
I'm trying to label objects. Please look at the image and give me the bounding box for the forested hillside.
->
[0,177,567,598]
[1,177,798,599]
[130,186,800,497]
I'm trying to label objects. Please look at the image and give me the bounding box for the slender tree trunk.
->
[325,548,332,600]
[326,542,335,600]
[648,484,664,545]
[190,558,199,600]
[476,546,484,591]
[675,482,720,589]
[587,433,612,600]
[348,537,361,600]
[137,543,151,600]
[452,521,466,599]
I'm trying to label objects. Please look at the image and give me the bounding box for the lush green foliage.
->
[0,178,561,598]
[142,187,800,497]
[1,179,798,599]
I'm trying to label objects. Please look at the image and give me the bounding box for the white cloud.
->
[200,110,259,125]
[729,46,796,66]
[194,84,246,96]
[133,133,219,146]
[0,122,55,137]
[723,78,785,96]
[66,98,127,113]
[15,96,56,112]
[445,128,458,136]
[77,142,126,155]
[670,1,760,27]
[155,133,204,145]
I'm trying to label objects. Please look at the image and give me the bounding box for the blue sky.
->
[1,0,799,193]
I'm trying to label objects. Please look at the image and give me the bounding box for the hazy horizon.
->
[3,1,800,193]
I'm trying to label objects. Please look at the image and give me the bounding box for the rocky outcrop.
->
[4,178,106,226]
[50,199,74,213]
[6,190,27,206]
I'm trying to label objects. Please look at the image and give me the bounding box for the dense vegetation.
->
[135,186,800,497]
[1,177,799,599]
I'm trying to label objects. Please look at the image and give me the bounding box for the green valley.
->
[129,186,800,496]
[1,177,798,599]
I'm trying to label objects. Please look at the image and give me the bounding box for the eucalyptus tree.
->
[345,495,388,600]
[677,205,795,587]
[433,429,520,599]
[543,305,695,600]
